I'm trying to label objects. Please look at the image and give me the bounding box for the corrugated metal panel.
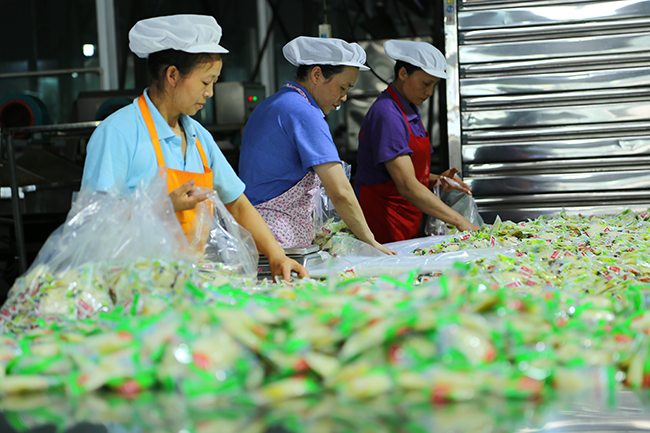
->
[444,0,650,222]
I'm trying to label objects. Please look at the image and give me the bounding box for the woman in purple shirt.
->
[355,40,479,243]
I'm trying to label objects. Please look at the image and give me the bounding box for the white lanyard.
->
[283,82,310,102]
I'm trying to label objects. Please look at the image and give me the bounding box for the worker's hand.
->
[457,219,480,232]
[269,253,309,282]
[370,240,397,255]
[432,168,472,195]
[169,180,210,212]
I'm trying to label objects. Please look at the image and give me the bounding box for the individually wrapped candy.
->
[0,171,196,331]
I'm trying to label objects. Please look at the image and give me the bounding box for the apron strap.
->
[138,95,165,167]
[195,136,209,168]
[387,86,413,136]
[138,94,210,170]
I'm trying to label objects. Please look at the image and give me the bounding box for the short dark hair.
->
[393,60,421,79]
[296,64,346,81]
[147,49,219,92]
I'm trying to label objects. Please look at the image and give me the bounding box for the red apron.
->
[138,95,214,233]
[359,86,431,244]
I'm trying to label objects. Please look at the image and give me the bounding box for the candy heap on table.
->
[2,209,650,408]
[413,209,650,294]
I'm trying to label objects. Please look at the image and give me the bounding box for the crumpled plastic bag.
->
[1,170,195,330]
[313,161,352,237]
[324,234,386,257]
[187,189,259,280]
[424,179,484,236]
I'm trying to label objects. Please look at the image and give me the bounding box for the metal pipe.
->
[7,121,101,135]
[4,132,27,273]
[0,68,103,80]
[256,0,276,95]
[96,0,119,90]
[443,0,462,172]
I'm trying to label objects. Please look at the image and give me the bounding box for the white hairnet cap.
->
[384,40,448,79]
[129,14,229,59]
[283,36,370,71]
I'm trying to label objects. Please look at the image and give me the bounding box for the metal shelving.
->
[0,121,100,274]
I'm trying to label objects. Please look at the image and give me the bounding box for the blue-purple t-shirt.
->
[355,84,427,190]
[239,82,341,205]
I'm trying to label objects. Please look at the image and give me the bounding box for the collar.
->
[388,84,420,123]
[142,89,197,141]
[283,81,321,114]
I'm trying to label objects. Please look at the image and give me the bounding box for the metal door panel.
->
[460,67,650,97]
[462,53,650,77]
[466,169,650,195]
[444,0,650,222]
[467,156,650,174]
[463,102,650,129]
[459,33,650,63]
[461,18,650,43]
[458,0,650,30]
[463,87,650,108]
[464,121,650,142]
[462,138,650,163]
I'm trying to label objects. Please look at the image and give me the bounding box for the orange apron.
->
[138,95,214,233]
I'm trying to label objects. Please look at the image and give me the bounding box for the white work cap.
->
[283,36,370,71]
[129,14,229,59]
[384,40,448,79]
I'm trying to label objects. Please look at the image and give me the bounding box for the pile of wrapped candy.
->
[414,210,650,294]
[3,209,650,408]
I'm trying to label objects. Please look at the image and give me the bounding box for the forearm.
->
[327,184,377,244]
[400,182,466,227]
[225,195,284,259]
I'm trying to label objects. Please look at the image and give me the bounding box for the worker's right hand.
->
[269,253,310,282]
[370,240,397,255]
[457,220,480,232]
[169,180,210,212]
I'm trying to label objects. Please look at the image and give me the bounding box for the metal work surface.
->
[1,390,650,432]
[444,0,650,223]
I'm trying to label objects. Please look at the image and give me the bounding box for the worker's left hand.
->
[269,254,309,282]
[432,168,472,195]
[369,240,397,255]
[169,180,210,212]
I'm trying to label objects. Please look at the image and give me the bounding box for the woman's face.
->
[399,69,440,106]
[173,54,223,116]
[310,66,359,115]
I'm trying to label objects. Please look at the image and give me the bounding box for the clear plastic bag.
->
[424,180,484,236]
[313,161,352,236]
[325,234,386,258]
[1,171,195,330]
[187,189,259,280]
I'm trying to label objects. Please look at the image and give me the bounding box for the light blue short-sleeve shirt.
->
[238,82,341,206]
[81,90,245,204]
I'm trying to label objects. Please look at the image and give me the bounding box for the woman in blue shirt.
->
[82,15,307,281]
[239,36,395,255]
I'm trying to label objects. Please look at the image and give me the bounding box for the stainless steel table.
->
[2,389,650,433]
